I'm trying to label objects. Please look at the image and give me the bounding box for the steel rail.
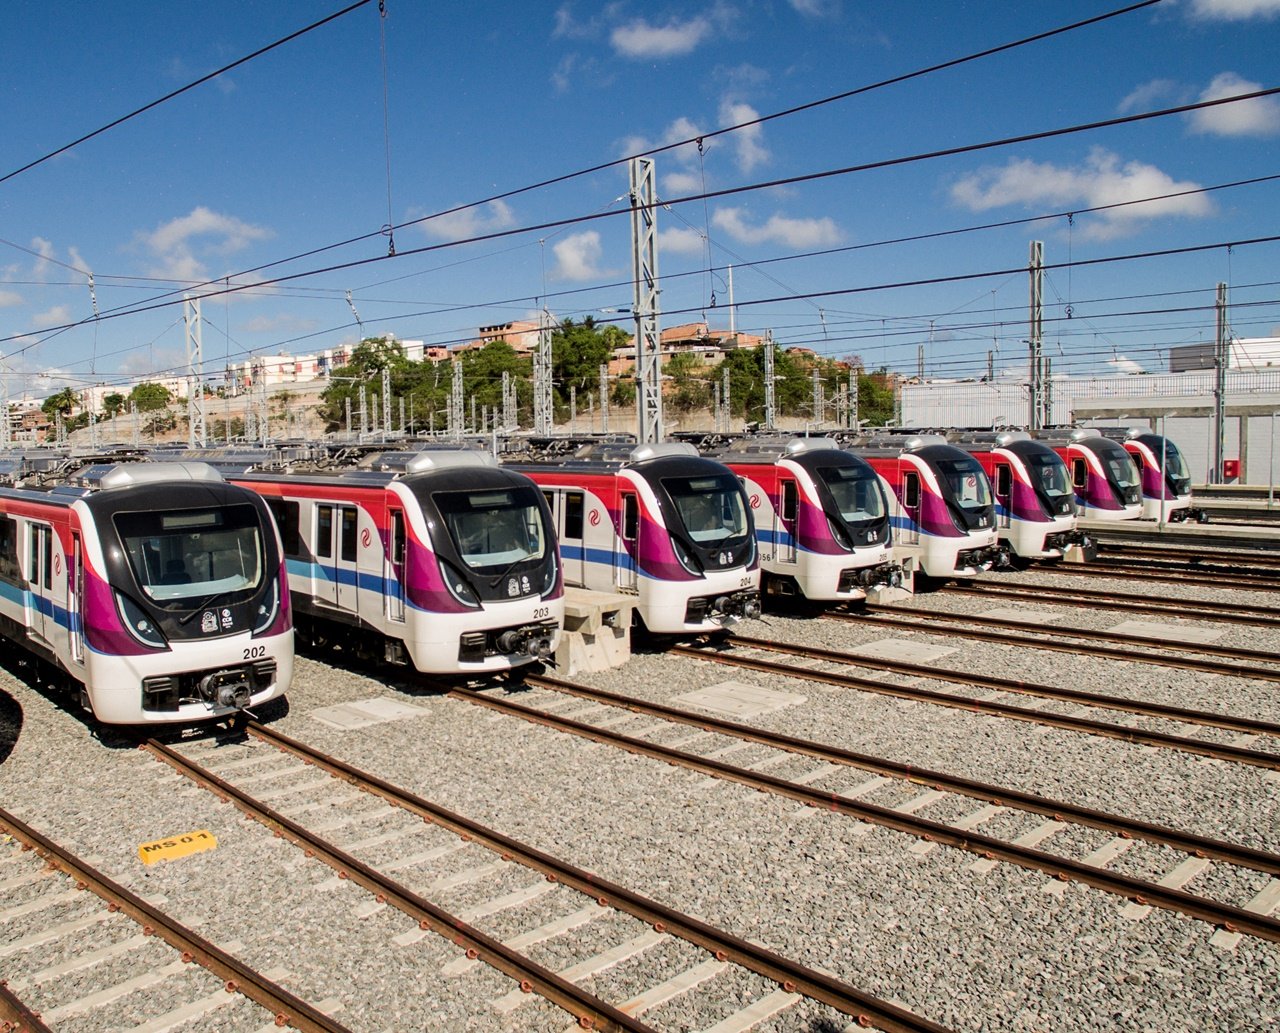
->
[515,673,1280,877]
[724,631,1280,738]
[240,722,948,1033]
[672,643,1280,771]
[860,604,1280,665]
[1048,564,1280,592]
[0,806,351,1033]
[833,609,1280,683]
[1097,542,1280,568]
[0,978,53,1033]
[143,740,657,1033]
[446,685,1280,944]
[942,581,1280,627]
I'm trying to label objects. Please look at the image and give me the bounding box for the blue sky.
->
[2,0,1278,402]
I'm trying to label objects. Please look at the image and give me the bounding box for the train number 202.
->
[243,646,267,660]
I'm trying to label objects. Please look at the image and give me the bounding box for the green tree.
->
[319,336,412,429]
[552,318,618,406]
[102,392,126,418]
[129,382,171,412]
[41,387,78,419]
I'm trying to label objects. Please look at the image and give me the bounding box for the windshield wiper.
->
[178,591,234,625]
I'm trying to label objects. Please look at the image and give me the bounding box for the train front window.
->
[664,475,748,544]
[934,458,992,511]
[115,505,263,603]
[434,488,547,573]
[1160,440,1191,484]
[1095,442,1140,490]
[1025,453,1072,499]
[816,465,885,524]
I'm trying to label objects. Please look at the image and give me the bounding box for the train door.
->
[385,509,405,623]
[69,533,85,665]
[25,522,53,645]
[993,463,1013,529]
[617,492,639,593]
[314,504,337,605]
[336,506,360,613]
[1070,455,1088,506]
[900,471,921,545]
[545,490,587,587]
[777,479,798,565]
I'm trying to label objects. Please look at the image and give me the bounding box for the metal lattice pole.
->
[763,330,775,431]
[1028,240,1044,430]
[599,364,609,435]
[184,294,206,446]
[1213,281,1229,483]
[630,157,663,443]
[534,310,553,436]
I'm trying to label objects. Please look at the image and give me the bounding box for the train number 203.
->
[243,646,267,660]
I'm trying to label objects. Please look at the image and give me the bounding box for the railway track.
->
[673,635,1280,770]
[836,607,1280,683]
[1096,541,1280,571]
[1044,561,1280,593]
[942,578,1280,627]
[442,674,1280,948]
[0,807,349,1033]
[148,725,946,1033]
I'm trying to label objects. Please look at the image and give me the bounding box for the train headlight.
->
[115,592,168,649]
[438,558,481,608]
[672,536,703,575]
[540,550,559,595]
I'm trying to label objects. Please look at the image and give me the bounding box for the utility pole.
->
[630,157,663,443]
[721,366,730,433]
[763,330,776,431]
[1213,281,1229,483]
[1028,240,1045,430]
[382,365,392,437]
[848,367,858,432]
[450,358,463,442]
[599,364,610,434]
[534,310,553,436]
[812,368,823,428]
[184,294,206,447]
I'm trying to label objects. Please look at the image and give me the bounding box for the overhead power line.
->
[0,0,375,187]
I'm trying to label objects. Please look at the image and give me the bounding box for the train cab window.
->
[0,517,18,585]
[904,472,920,508]
[340,507,359,562]
[564,492,584,539]
[266,499,302,559]
[622,494,639,541]
[995,464,1012,496]
[316,505,334,558]
[1072,458,1088,489]
[42,530,51,590]
[781,480,798,522]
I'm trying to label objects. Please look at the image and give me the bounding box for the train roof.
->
[510,440,707,472]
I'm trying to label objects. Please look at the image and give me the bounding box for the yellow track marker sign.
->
[138,829,217,865]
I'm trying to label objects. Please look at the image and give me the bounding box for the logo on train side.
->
[749,493,761,509]
[361,528,372,548]
[200,611,218,633]
[588,509,601,527]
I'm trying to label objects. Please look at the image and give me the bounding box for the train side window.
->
[622,494,639,541]
[0,517,18,585]
[340,507,358,562]
[42,530,51,590]
[1072,458,1087,489]
[316,505,334,559]
[390,510,406,565]
[781,480,798,521]
[904,472,920,508]
[995,464,1012,496]
[564,492,584,539]
[266,499,302,558]
[28,526,38,584]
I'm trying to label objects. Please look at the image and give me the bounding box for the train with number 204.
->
[0,457,291,724]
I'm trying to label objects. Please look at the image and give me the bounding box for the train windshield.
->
[116,505,263,603]
[1156,438,1191,491]
[934,457,993,511]
[815,464,885,524]
[664,474,749,544]
[1094,440,1141,497]
[1024,452,1073,501]
[435,487,547,573]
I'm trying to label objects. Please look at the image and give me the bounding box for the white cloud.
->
[1106,354,1146,374]
[137,207,272,282]
[620,117,706,167]
[788,0,840,16]
[30,237,55,281]
[611,15,712,58]
[1188,0,1280,19]
[662,170,703,195]
[659,227,706,255]
[1118,78,1178,114]
[119,346,186,378]
[950,148,1213,240]
[719,101,769,173]
[552,231,606,280]
[32,305,71,327]
[1189,72,1280,136]
[712,206,842,248]
[0,290,22,308]
[419,200,516,242]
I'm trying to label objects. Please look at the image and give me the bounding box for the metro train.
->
[843,434,1002,579]
[215,447,563,674]
[1033,429,1143,520]
[706,436,900,602]
[0,455,292,724]
[948,430,1086,562]
[507,441,762,633]
[1090,427,1203,522]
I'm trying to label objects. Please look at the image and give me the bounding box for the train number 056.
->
[243,646,267,660]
